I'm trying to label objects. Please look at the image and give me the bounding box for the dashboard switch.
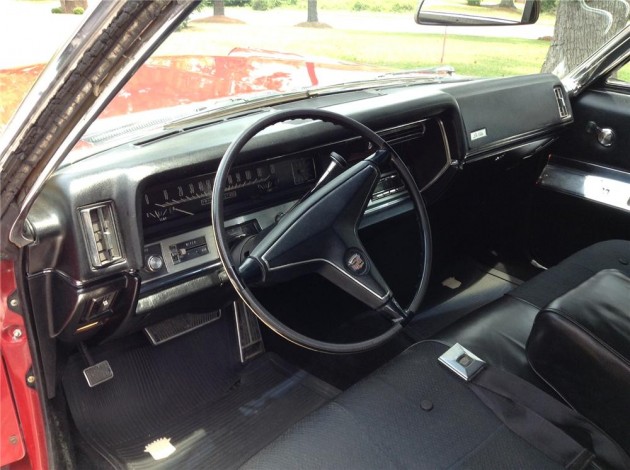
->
[147,255,164,272]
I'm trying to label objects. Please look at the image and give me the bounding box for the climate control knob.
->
[146,255,164,272]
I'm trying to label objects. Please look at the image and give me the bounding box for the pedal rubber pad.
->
[83,360,114,387]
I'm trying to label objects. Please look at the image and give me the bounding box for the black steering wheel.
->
[211,108,432,353]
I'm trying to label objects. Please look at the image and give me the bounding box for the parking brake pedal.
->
[79,342,113,388]
[144,311,221,346]
[234,302,264,363]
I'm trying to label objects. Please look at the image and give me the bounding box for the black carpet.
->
[62,317,339,469]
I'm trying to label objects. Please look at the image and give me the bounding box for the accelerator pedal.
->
[144,311,221,346]
[234,302,264,363]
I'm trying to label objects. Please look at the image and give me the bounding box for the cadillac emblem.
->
[345,249,369,275]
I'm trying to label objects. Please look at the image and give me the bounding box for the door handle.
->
[586,121,614,147]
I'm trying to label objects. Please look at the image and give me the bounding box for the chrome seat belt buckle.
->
[439,343,486,382]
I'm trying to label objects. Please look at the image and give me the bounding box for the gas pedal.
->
[234,302,264,363]
[144,311,221,346]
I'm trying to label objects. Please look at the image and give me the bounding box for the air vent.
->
[80,202,124,268]
[553,87,570,119]
[378,120,427,145]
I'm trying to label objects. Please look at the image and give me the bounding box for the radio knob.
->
[146,255,164,272]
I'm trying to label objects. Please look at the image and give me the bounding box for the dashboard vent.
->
[378,120,427,145]
[80,202,124,268]
[553,87,570,119]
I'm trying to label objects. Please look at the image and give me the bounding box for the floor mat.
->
[62,319,339,469]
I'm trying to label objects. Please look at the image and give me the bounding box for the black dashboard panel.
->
[23,74,573,343]
[445,74,572,160]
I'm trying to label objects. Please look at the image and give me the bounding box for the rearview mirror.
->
[416,0,540,26]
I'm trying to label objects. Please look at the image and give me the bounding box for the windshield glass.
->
[2,0,629,138]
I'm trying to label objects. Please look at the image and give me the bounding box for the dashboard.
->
[24,73,572,345]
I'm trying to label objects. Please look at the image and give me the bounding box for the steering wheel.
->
[211,108,432,353]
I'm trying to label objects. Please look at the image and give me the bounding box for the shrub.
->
[352,1,369,11]
[73,7,85,14]
[252,0,270,10]
[391,3,414,13]
[51,6,63,14]
[541,0,557,13]
[467,0,481,5]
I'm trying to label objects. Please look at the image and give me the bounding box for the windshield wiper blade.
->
[376,65,456,78]
[304,75,450,97]
[164,91,309,130]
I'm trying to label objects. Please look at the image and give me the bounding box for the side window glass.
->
[608,63,630,85]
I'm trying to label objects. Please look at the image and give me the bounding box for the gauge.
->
[142,157,318,229]
[291,158,317,185]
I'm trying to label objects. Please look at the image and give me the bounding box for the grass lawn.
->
[172,22,550,77]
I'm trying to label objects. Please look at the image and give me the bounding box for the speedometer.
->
[142,156,317,228]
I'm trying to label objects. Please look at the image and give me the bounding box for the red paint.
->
[1,358,25,465]
[1,49,387,128]
[0,261,48,470]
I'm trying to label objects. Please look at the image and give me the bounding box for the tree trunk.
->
[542,0,627,75]
[214,0,225,16]
[60,0,88,13]
[307,0,318,23]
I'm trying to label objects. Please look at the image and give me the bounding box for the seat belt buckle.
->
[438,343,486,382]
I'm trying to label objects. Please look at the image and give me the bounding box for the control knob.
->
[146,255,164,272]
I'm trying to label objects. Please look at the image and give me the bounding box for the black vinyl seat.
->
[242,341,564,469]
[242,240,630,469]
[435,239,630,381]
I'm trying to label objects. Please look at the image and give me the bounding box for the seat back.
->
[527,269,630,454]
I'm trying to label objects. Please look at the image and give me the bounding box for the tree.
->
[499,0,516,8]
[307,0,318,23]
[214,0,225,16]
[542,0,628,75]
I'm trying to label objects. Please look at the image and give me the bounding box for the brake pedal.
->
[79,342,113,387]
[234,302,264,363]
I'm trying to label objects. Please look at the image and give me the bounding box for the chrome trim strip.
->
[420,119,453,191]
[137,273,217,314]
[267,258,391,302]
[538,162,630,213]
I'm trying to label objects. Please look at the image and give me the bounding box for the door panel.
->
[529,88,630,266]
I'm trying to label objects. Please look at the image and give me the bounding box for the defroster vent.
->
[80,202,124,268]
[553,86,570,119]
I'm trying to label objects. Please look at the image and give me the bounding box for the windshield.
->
[2,0,629,138]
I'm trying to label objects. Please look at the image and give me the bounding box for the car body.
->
[1,1,629,468]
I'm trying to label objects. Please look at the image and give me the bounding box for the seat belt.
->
[439,343,630,470]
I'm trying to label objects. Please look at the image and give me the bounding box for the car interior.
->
[18,59,630,469]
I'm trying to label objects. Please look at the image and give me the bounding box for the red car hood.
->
[1,48,391,130]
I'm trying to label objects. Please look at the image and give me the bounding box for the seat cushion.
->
[510,239,630,309]
[527,269,630,454]
[242,341,561,470]
[434,240,630,382]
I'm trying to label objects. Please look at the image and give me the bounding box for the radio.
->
[371,171,405,201]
